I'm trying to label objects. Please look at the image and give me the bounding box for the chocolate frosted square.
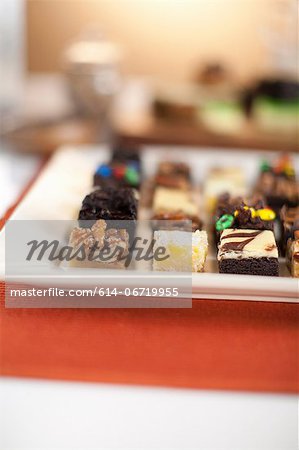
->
[78,187,138,244]
[78,187,138,224]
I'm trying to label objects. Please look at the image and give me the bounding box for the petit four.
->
[192,230,208,272]
[154,161,191,190]
[69,219,129,269]
[78,187,138,224]
[153,187,198,216]
[280,205,299,248]
[217,229,279,276]
[204,167,246,212]
[151,211,202,232]
[286,230,299,278]
[153,229,208,272]
[78,187,138,244]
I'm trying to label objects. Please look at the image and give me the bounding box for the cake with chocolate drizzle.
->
[217,229,279,276]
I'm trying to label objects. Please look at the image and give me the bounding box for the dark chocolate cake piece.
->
[79,187,138,224]
[78,187,138,244]
[217,229,279,276]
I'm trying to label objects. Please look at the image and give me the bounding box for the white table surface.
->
[0,377,297,450]
[0,145,41,218]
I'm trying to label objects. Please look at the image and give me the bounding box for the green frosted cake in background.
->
[253,97,299,134]
[242,79,299,135]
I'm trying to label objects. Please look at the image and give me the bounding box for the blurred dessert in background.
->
[195,63,228,87]
[254,154,299,211]
[151,160,202,233]
[151,211,202,233]
[152,82,199,122]
[63,30,122,117]
[153,187,198,217]
[194,62,245,135]
[94,145,141,190]
[242,78,299,135]
[154,161,191,190]
[198,99,245,135]
[204,167,247,213]
[194,62,234,101]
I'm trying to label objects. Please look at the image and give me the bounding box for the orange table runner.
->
[1,292,298,392]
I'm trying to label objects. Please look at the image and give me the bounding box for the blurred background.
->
[0,0,298,213]
[26,0,296,80]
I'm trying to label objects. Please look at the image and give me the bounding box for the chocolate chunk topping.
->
[215,194,274,231]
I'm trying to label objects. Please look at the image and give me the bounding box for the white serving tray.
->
[1,145,298,303]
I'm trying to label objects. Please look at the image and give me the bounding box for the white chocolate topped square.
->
[218,229,278,261]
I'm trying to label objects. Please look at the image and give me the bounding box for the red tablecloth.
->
[1,159,298,393]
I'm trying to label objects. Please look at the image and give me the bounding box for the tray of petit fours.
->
[1,145,298,302]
